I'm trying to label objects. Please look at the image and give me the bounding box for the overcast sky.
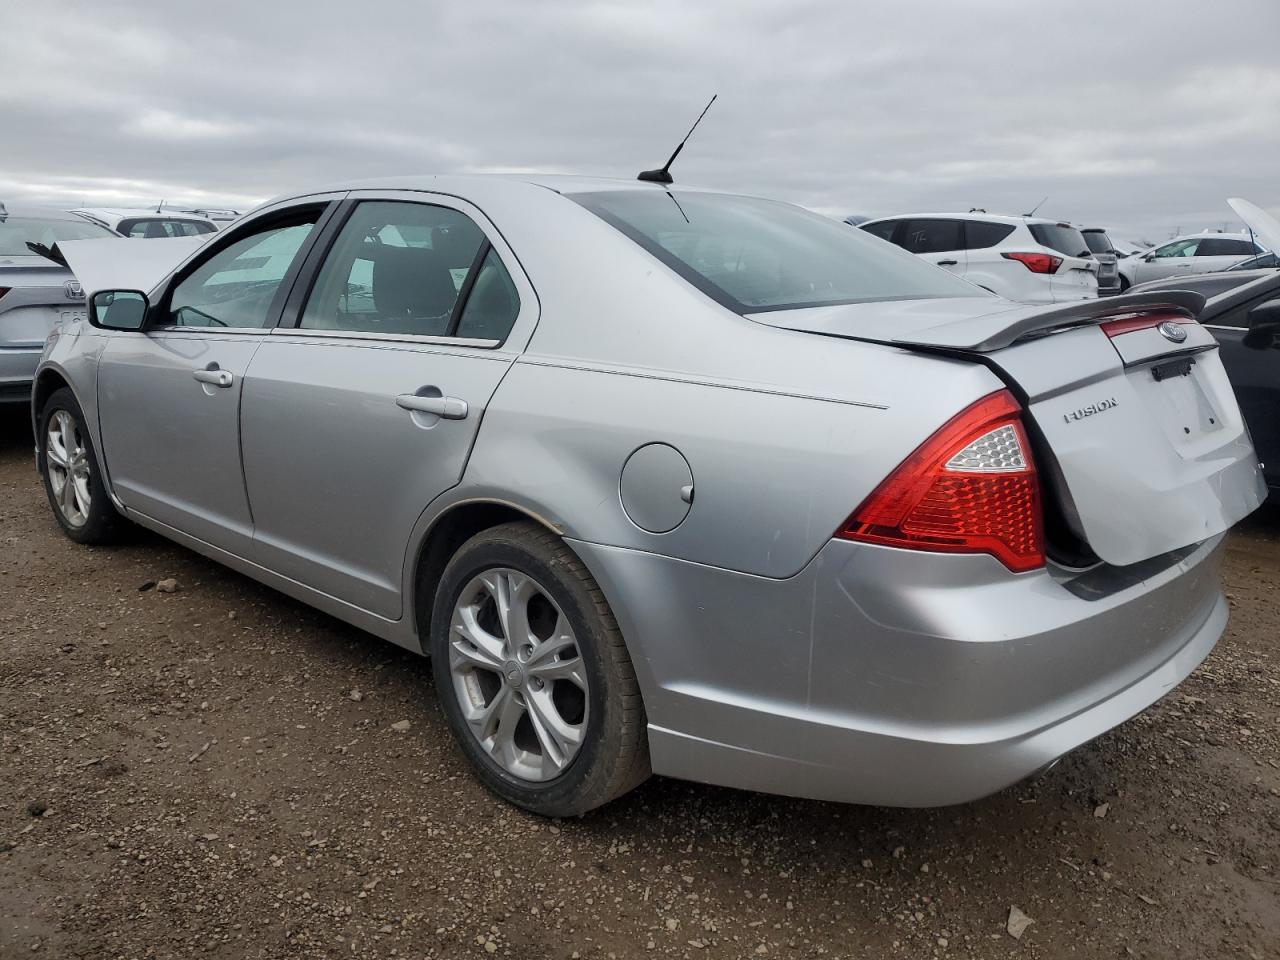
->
[3,1,1277,241]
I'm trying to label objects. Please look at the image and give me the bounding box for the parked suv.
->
[1081,228,1121,295]
[73,208,218,239]
[859,213,1098,304]
[1117,232,1263,291]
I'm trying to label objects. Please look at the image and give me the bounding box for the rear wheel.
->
[39,387,124,544]
[430,521,649,816]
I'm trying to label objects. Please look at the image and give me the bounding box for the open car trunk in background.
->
[751,292,1266,567]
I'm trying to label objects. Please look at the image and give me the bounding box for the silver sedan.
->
[37,176,1265,815]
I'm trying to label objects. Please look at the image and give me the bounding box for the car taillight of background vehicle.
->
[1001,251,1062,274]
[837,389,1045,572]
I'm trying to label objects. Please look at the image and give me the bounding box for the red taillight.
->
[1100,311,1196,338]
[1001,251,1062,274]
[837,389,1045,572]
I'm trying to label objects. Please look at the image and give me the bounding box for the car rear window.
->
[964,221,1015,250]
[571,192,984,312]
[1028,223,1090,258]
[1081,230,1114,255]
[0,216,117,256]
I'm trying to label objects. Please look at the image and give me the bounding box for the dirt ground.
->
[1,406,1277,960]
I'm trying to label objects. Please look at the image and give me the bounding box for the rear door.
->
[239,192,536,619]
[897,218,966,276]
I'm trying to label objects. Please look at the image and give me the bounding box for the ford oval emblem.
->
[1157,320,1188,343]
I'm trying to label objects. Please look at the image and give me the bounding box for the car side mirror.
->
[89,290,149,331]
[1142,253,1156,262]
[1242,297,1280,350]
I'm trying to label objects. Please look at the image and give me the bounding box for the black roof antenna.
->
[1023,196,1049,218]
[638,95,717,185]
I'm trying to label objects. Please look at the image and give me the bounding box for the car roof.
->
[0,203,101,221]
[860,212,1065,227]
[260,173,766,212]
[73,207,215,223]
[1160,231,1255,242]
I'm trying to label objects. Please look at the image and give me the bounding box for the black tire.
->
[429,521,649,816]
[38,387,125,545]
[1118,275,1130,292]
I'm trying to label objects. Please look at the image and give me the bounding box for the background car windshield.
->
[0,216,116,255]
[1028,223,1091,257]
[572,191,985,312]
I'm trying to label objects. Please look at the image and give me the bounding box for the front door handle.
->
[396,393,469,420]
[935,259,958,266]
[192,368,233,388]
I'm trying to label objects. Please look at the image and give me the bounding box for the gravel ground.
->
[1,407,1278,960]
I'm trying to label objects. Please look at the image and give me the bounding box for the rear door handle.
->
[935,259,958,266]
[396,393,469,420]
[192,368,233,388]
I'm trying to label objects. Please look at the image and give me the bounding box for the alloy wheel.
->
[448,567,589,782]
[46,410,91,528]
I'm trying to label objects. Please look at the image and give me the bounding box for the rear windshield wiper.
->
[25,241,68,267]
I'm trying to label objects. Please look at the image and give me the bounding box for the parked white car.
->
[1117,231,1264,291]
[859,213,1098,304]
[72,208,218,239]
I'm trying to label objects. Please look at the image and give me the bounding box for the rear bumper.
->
[573,534,1227,807]
[0,347,40,403]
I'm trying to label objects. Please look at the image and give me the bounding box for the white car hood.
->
[56,236,206,300]
[1227,197,1279,254]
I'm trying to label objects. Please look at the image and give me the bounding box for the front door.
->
[1133,238,1200,285]
[239,196,530,619]
[96,205,328,554]
[898,218,967,276]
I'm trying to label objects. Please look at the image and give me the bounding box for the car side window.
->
[300,200,519,342]
[898,219,961,254]
[1152,239,1199,258]
[454,248,520,341]
[963,221,1015,250]
[860,220,898,242]
[167,211,320,329]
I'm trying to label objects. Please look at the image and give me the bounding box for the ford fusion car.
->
[35,176,1265,816]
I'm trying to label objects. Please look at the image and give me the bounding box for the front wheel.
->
[39,387,124,544]
[1118,275,1131,292]
[430,521,649,816]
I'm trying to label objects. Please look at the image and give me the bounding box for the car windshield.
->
[0,215,117,256]
[1028,223,1091,258]
[570,190,985,312]
[1081,231,1114,255]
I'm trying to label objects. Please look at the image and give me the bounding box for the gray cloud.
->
[2,0,1277,240]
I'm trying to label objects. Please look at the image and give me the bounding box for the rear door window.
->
[898,219,962,254]
[1196,237,1256,257]
[963,221,1015,250]
[299,200,520,342]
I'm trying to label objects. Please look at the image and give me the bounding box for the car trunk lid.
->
[749,292,1266,566]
